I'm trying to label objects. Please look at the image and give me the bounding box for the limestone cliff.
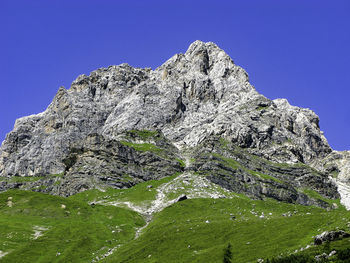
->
[0,41,347,208]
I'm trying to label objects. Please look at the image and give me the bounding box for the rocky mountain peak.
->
[156,40,251,97]
[1,40,348,208]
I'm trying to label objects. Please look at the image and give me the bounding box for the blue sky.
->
[1,0,349,150]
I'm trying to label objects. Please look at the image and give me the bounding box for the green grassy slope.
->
[266,237,350,262]
[69,174,179,206]
[0,172,349,262]
[0,190,144,263]
[102,198,350,263]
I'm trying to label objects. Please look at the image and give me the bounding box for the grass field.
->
[102,197,350,263]
[0,173,349,263]
[0,190,144,263]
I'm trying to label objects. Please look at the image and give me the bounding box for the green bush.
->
[338,248,350,260]
[223,243,233,263]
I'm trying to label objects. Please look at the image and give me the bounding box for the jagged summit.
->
[0,41,349,208]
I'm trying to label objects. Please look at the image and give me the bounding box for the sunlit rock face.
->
[0,40,347,207]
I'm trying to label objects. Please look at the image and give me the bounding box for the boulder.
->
[314,230,350,245]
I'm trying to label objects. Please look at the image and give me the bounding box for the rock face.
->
[190,137,338,208]
[0,40,347,207]
[314,230,350,245]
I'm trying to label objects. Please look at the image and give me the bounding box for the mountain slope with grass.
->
[1,175,350,262]
[0,41,349,262]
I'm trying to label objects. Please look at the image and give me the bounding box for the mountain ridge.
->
[0,40,349,209]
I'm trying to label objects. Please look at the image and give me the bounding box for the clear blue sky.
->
[1,0,349,150]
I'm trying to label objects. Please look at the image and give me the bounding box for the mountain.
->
[0,41,350,263]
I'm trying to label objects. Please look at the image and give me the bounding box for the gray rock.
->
[328,250,336,257]
[189,137,339,207]
[177,195,188,202]
[315,253,328,261]
[314,230,350,245]
[0,40,346,203]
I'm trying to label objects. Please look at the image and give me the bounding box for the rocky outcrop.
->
[0,64,150,178]
[312,150,350,208]
[190,137,338,208]
[314,230,350,245]
[0,131,184,196]
[0,41,346,206]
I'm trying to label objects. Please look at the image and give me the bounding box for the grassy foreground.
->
[102,198,350,263]
[0,190,144,263]
[0,183,349,262]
